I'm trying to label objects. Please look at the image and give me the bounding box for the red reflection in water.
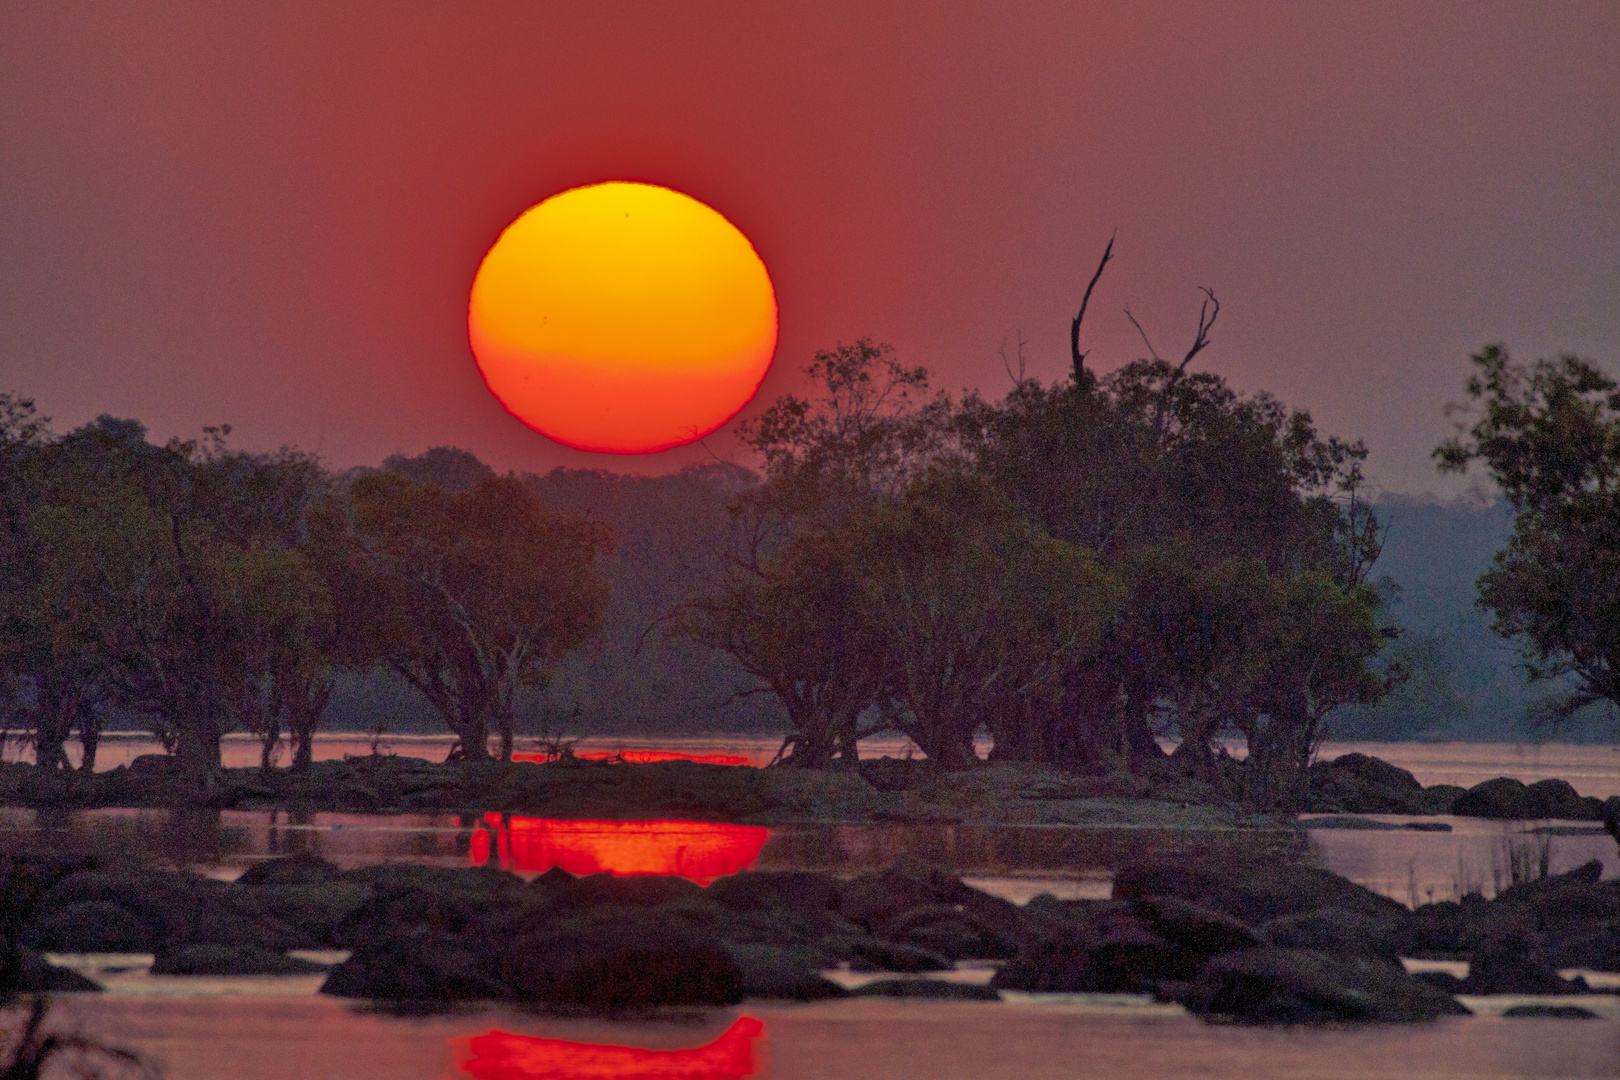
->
[470,816,769,884]
[511,750,752,766]
[453,1016,763,1080]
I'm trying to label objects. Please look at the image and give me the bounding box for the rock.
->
[1527,779,1601,821]
[241,882,372,947]
[1502,1004,1600,1019]
[497,916,744,1011]
[563,872,705,909]
[1131,896,1260,964]
[15,949,101,992]
[1179,948,1470,1023]
[1546,922,1620,971]
[725,945,846,1000]
[21,901,157,952]
[1418,785,1467,814]
[1309,754,1426,814]
[878,904,1019,961]
[1453,778,1545,820]
[1399,901,1466,958]
[1112,857,1405,926]
[1262,908,1403,962]
[846,938,951,973]
[1413,970,1464,993]
[708,871,836,920]
[850,979,999,1000]
[321,927,507,1002]
[1298,817,1404,830]
[235,853,344,888]
[858,757,926,792]
[838,857,965,930]
[151,944,327,976]
[1459,929,1585,995]
[991,902,1176,993]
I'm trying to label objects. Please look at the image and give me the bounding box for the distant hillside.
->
[1327,495,1617,743]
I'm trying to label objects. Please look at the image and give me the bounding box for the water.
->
[9,738,1620,1077]
[40,996,1620,1079]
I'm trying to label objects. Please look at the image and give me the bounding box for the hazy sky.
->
[3,2,1616,495]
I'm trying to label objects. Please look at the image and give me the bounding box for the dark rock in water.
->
[1413,970,1464,993]
[1502,1004,1601,1019]
[1527,779,1603,821]
[22,900,156,953]
[725,944,846,1000]
[1459,929,1585,995]
[858,757,925,792]
[1178,948,1470,1023]
[1417,785,1467,815]
[1130,896,1260,967]
[1399,901,1466,958]
[1113,857,1405,926]
[564,872,705,909]
[850,978,1000,1000]
[1453,778,1540,820]
[15,949,101,992]
[846,938,951,973]
[152,944,327,976]
[1403,821,1453,832]
[878,903,1019,961]
[708,871,835,920]
[235,853,343,888]
[1298,817,1404,830]
[1262,908,1403,962]
[1308,754,1426,814]
[241,882,371,948]
[839,857,966,930]
[1547,921,1620,972]
[992,901,1182,994]
[498,916,744,1011]
[321,926,507,1001]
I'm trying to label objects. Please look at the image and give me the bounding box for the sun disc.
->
[468,182,778,454]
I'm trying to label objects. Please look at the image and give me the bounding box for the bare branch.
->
[1123,307,1162,363]
[1070,232,1116,383]
[1178,287,1219,373]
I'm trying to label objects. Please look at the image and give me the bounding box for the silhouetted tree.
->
[1437,345,1620,721]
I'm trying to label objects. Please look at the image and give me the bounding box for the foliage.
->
[1437,345,1620,719]
[340,471,611,761]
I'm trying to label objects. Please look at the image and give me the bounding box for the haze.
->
[3,1,1617,496]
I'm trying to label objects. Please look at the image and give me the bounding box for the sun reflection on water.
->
[453,1016,764,1079]
[469,816,769,884]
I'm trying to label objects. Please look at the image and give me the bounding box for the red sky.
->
[3,1,1616,495]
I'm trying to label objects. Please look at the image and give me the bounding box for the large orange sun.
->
[468,182,779,454]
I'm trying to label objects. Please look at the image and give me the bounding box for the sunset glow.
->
[469,816,769,883]
[454,1017,764,1080]
[468,182,778,454]
[511,749,753,766]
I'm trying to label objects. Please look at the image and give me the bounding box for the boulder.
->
[850,979,999,1000]
[1526,779,1601,821]
[708,871,836,920]
[151,944,328,976]
[878,904,1019,961]
[240,882,372,947]
[1546,922,1620,972]
[1452,778,1545,820]
[1418,785,1467,814]
[1458,929,1585,995]
[321,927,507,1002]
[235,853,344,888]
[1178,948,1470,1023]
[1399,901,1466,958]
[725,945,846,1000]
[1112,857,1405,926]
[14,949,101,992]
[991,903,1177,994]
[845,938,951,973]
[1308,754,1426,814]
[563,872,705,909]
[498,917,745,1011]
[1502,1004,1600,1019]
[21,901,156,953]
[1262,908,1403,962]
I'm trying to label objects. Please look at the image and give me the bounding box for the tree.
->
[342,471,611,761]
[839,471,1122,770]
[1436,345,1620,718]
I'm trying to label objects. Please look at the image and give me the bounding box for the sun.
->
[468,182,778,454]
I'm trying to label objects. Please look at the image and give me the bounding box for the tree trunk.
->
[77,713,100,772]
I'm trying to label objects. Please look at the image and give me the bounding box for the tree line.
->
[0,405,610,792]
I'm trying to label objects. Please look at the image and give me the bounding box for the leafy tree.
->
[1436,345,1620,718]
[341,471,611,760]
